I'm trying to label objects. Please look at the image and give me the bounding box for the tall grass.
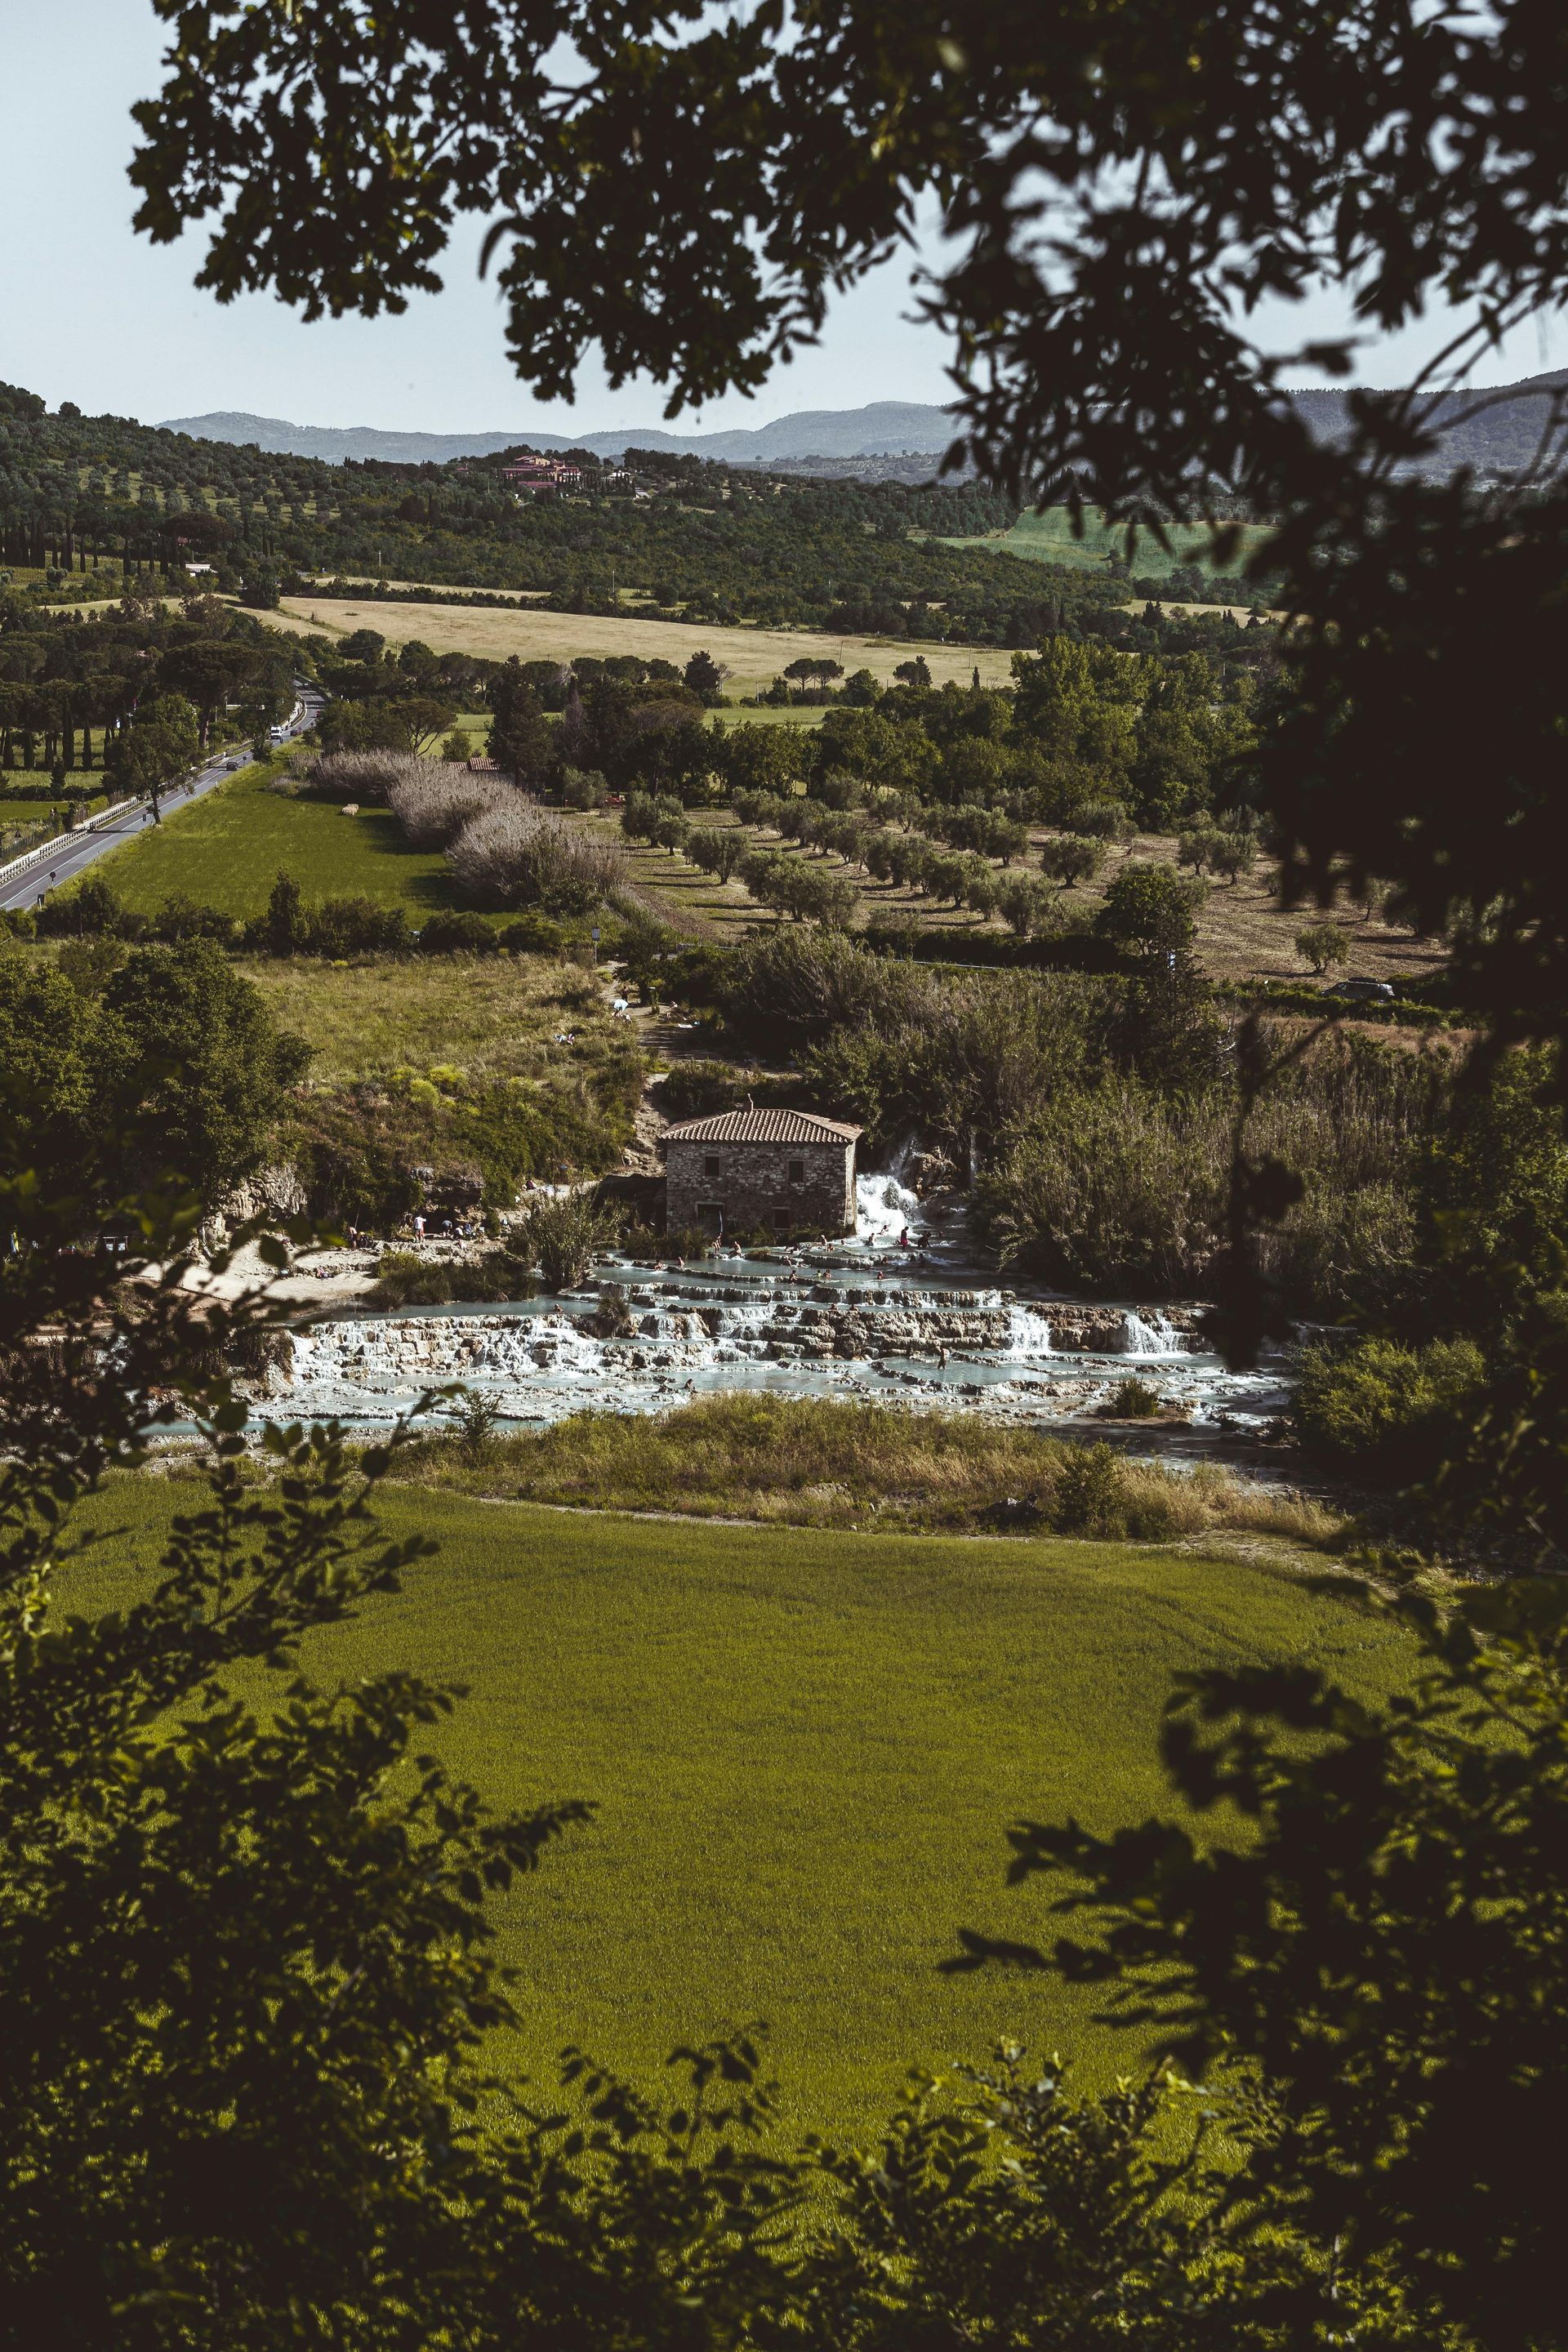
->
[387,767,514,848]
[985,1082,1230,1294]
[985,1043,1439,1308]
[448,801,624,912]
[297,750,450,805]
[394,1392,1340,1547]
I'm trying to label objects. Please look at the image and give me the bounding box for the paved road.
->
[0,684,324,915]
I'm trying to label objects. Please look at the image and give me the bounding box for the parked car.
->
[1324,977,1396,1002]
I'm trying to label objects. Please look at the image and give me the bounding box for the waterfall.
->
[1120,1311,1185,1358]
[855,1135,927,1245]
[1004,1306,1055,1357]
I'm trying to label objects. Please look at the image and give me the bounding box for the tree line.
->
[0,385,1153,647]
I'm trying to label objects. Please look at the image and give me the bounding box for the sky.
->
[2,0,1562,438]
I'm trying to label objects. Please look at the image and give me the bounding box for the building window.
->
[703,1155,721,1178]
[788,1160,805,1185]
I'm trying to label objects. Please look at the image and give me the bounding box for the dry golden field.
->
[257,595,1017,697]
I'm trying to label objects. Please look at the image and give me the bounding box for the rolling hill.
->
[157,401,959,468]
[164,371,1568,480]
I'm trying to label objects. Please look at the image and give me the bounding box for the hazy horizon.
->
[3,0,1564,439]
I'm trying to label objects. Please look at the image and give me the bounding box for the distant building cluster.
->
[499,457,581,490]
[497,457,635,496]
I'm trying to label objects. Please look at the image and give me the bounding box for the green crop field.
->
[91,765,458,920]
[82,1482,1410,2133]
[940,506,1277,579]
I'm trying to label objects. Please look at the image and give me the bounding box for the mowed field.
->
[261,596,1018,697]
[82,1482,1411,2133]
[89,766,458,921]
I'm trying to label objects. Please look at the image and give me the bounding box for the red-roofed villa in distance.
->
[661,1108,862,1238]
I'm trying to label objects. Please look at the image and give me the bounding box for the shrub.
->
[1104,1375,1163,1419]
[685,824,749,884]
[1291,1334,1487,1478]
[1095,863,1204,955]
[1210,830,1258,882]
[1073,800,1135,841]
[366,1250,537,1307]
[963,865,1000,918]
[148,893,238,946]
[1296,920,1352,975]
[657,1059,761,1120]
[448,804,623,912]
[986,1082,1228,1293]
[559,766,611,810]
[499,911,568,956]
[304,896,412,957]
[238,890,410,958]
[1041,834,1105,888]
[416,911,500,956]
[1052,1441,1178,1537]
[996,874,1056,937]
[1177,828,1220,874]
[925,851,970,906]
[509,1191,625,1290]
[621,791,685,845]
[36,875,142,940]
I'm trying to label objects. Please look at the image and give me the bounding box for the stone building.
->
[662,1107,862,1238]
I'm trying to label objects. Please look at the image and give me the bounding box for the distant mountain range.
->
[161,369,1568,479]
[1289,368,1568,478]
[157,400,959,467]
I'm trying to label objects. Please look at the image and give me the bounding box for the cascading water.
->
[265,1246,1293,1445]
[1120,1311,1187,1358]
[854,1136,928,1246]
[1004,1307,1056,1358]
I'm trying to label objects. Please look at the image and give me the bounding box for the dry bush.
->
[387,767,515,849]
[448,802,624,912]
[305,750,448,806]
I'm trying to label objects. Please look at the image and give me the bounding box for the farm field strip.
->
[260,595,1018,697]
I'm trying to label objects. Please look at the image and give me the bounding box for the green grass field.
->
[239,954,611,1082]
[83,1482,1410,2132]
[938,506,1276,579]
[714,706,829,730]
[93,766,458,920]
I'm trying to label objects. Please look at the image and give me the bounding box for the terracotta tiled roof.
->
[661,1108,862,1147]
